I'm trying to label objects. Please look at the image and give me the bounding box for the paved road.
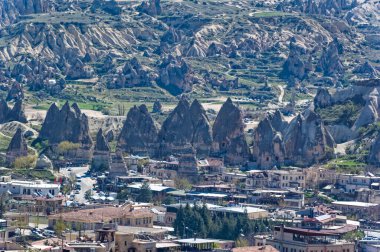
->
[60,166,96,204]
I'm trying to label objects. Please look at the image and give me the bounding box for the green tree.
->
[54,217,67,237]
[162,196,175,205]
[84,190,92,201]
[136,182,152,202]
[58,141,80,154]
[13,155,37,169]
[175,178,192,191]
[117,189,129,201]
[235,237,249,247]
[342,230,365,242]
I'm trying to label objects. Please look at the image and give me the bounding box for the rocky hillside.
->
[0,0,377,103]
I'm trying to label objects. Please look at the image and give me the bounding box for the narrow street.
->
[60,166,96,204]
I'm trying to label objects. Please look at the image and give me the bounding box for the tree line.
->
[173,203,274,241]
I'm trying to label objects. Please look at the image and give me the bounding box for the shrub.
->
[13,155,37,169]
[58,141,80,154]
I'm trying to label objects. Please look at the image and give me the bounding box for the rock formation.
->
[6,82,24,101]
[369,134,380,165]
[353,61,379,78]
[35,154,53,170]
[252,117,286,169]
[109,151,128,177]
[91,0,122,15]
[185,38,207,58]
[211,98,249,165]
[0,0,52,27]
[105,129,115,142]
[283,111,335,166]
[92,128,110,171]
[137,0,161,16]
[207,42,226,57]
[157,98,212,158]
[10,58,64,94]
[66,59,94,80]
[157,55,193,95]
[161,27,182,44]
[38,102,93,163]
[118,104,159,157]
[280,38,311,83]
[317,38,344,77]
[109,58,152,89]
[268,110,289,132]
[352,88,380,130]
[152,101,162,113]
[6,128,28,165]
[314,88,333,109]
[189,99,213,157]
[0,100,27,124]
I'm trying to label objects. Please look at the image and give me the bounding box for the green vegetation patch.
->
[0,134,11,152]
[316,101,362,127]
[326,154,366,174]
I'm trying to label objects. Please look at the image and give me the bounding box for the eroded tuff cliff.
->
[38,101,92,146]
[118,104,159,157]
[157,98,212,158]
[212,98,249,165]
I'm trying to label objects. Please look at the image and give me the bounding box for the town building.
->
[261,224,356,252]
[0,176,60,196]
[211,205,268,220]
[48,204,154,231]
[332,201,380,220]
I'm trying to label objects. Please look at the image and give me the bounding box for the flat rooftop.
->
[332,201,379,207]
[176,238,232,244]
[127,183,174,192]
[211,206,267,214]
[276,225,357,236]
[117,226,168,234]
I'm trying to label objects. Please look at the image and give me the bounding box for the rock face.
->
[35,154,53,170]
[6,128,28,165]
[352,88,380,130]
[152,101,162,113]
[157,55,193,95]
[118,105,159,157]
[353,61,379,78]
[280,0,354,16]
[11,58,64,94]
[284,111,335,166]
[252,117,286,169]
[211,98,249,165]
[268,110,289,132]
[137,0,161,16]
[91,0,122,15]
[369,133,380,165]
[158,98,212,158]
[314,88,333,109]
[0,100,27,124]
[6,83,24,101]
[317,38,344,77]
[39,101,93,148]
[92,128,110,171]
[161,27,182,44]
[0,0,52,27]
[108,58,152,89]
[66,59,94,80]
[280,38,311,83]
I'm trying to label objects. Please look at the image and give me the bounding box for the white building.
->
[0,176,60,196]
